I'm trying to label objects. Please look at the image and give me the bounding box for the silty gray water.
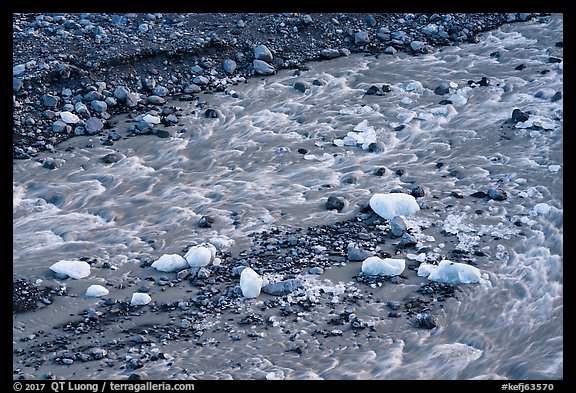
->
[13,14,562,379]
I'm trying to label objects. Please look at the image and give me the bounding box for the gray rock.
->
[399,232,417,248]
[184,84,201,94]
[422,23,439,36]
[347,245,373,261]
[511,108,529,123]
[301,14,313,24]
[355,31,370,45]
[254,44,273,62]
[13,64,26,76]
[74,102,89,114]
[43,94,60,108]
[367,142,385,153]
[104,97,117,107]
[390,216,406,237]
[411,185,425,197]
[223,59,237,74]
[326,196,346,212]
[147,95,166,105]
[84,91,103,101]
[377,31,391,41]
[102,153,120,163]
[364,14,377,27]
[191,65,204,74]
[342,172,360,184]
[308,267,324,275]
[113,86,130,102]
[85,117,103,134]
[434,82,450,95]
[410,40,427,52]
[152,85,169,97]
[487,188,507,201]
[52,120,68,132]
[13,78,23,92]
[62,103,75,112]
[416,311,437,329]
[262,279,303,296]
[90,100,107,112]
[339,48,351,57]
[193,76,209,86]
[197,267,211,279]
[141,76,156,91]
[384,46,397,55]
[253,59,275,75]
[294,81,310,93]
[90,348,107,360]
[232,266,247,276]
[320,48,341,59]
[176,269,192,280]
[519,13,531,21]
[125,93,140,107]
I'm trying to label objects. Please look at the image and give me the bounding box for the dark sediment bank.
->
[13,12,540,158]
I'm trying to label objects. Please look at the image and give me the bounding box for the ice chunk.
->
[50,260,91,279]
[210,236,235,250]
[151,254,189,272]
[397,111,415,124]
[533,203,552,215]
[369,193,420,220]
[362,256,405,276]
[142,114,161,124]
[184,245,213,267]
[417,262,436,277]
[353,119,373,133]
[86,284,109,297]
[131,293,152,306]
[240,267,263,298]
[424,260,481,284]
[60,111,80,124]
[402,81,424,93]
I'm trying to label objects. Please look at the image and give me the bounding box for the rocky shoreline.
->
[14,207,479,380]
[13,12,539,158]
[13,12,545,380]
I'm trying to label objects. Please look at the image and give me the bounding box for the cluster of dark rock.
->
[13,12,541,158]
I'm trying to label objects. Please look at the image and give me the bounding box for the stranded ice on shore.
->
[85,284,109,297]
[418,260,483,284]
[362,256,406,276]
[240,267,264,298]
[369,193,420,220]
[49,260,91,279]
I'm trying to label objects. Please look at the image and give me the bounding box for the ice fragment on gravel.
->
[50,260,91,279]
[369,193,420,220]
[418,260,481,284]
[362,256,405,276]
[151,254,189,272]
[86,284,109,297]
[240,267,263,298]
[185,245,213,267]
[131,293,152,306]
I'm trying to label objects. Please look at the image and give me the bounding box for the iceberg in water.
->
[369,193,420,220]
[418,260,481,284]
[362,256,406,276]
